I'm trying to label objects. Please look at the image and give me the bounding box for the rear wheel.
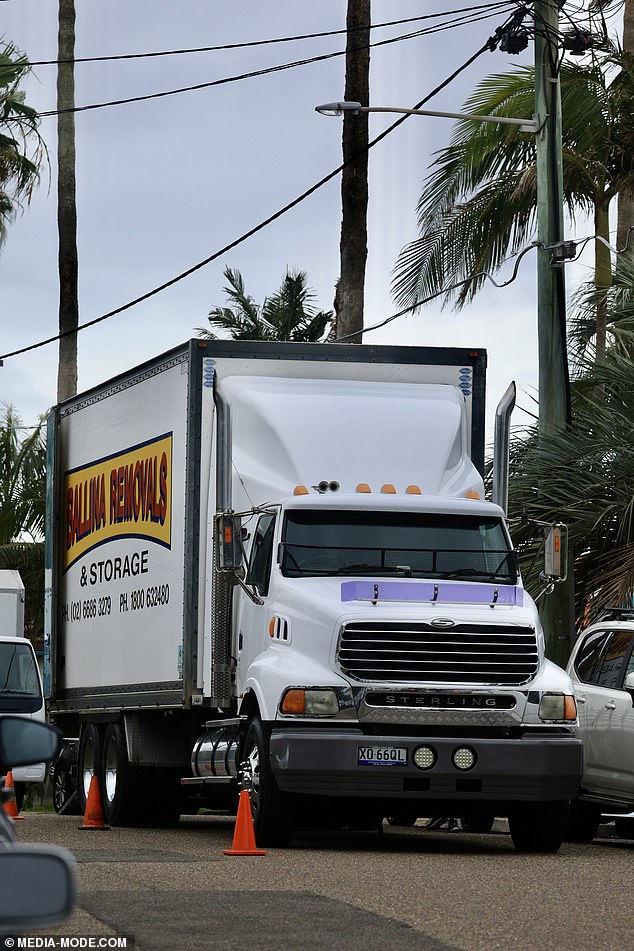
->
[52,762,80,815]
[241,717,295,847]
[509,801,567,853]
[101,722,145,826]
[78,723,102,814]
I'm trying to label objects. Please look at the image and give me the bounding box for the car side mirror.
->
[0,846,75,929]
[625,671,634,703]
[0,717,62,768]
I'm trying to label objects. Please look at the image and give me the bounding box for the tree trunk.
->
[56,0,79,402]
[617,0,634,256]
[334,0,369,343]
[594,199,612,354]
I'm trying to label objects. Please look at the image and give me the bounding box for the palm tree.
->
[508,257,634,624]
[392,44,634,354]
[0,42,43,247]
[199,267,333,342]
[0,405,46,646]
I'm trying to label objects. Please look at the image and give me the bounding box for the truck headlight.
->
[280,688,340,717]
[538,692,577,722]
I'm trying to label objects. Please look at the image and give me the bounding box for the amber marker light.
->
[293,485,309,495]
[280,689,306,714]
[564,695,577,720]
[381,484,396,494]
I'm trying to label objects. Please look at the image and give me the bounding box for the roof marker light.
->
[293,485,309,495]
[356,483,371,493]
[381,484,397,494]
[406,485,422,495]
[465,490,481,500]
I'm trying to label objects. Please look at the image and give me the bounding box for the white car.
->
[566,608,634,841]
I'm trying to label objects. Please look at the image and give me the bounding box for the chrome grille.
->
[337,621,538,686]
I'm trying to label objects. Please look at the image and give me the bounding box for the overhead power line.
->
[27,3,517,66]
[37,8,518,118]
[1,27,506,364]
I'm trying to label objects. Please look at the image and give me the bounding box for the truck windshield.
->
[280,510,517,584]
[0,643,43,713]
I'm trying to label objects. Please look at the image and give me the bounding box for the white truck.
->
[45,340,582,850]
[0,569,47,807]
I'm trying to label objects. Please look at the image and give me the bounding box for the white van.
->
[0,570,47,809]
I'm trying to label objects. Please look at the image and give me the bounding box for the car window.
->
[246,513,276,597]
[574,629,611,684]
[593,630,634,689]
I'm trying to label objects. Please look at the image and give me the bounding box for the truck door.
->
[576,628,634,797]
[235,513,276,696]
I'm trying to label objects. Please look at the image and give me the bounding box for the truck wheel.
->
[508,801,567,853]
[101,722,144,826]
[563,800,601,843]
[241,717,294,847]
[78,723,102,814]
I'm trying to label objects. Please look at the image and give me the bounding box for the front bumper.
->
[269,728,582,802]
[11,761,46,783]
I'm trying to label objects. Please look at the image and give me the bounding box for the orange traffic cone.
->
[223,790,266,856]
[78,774,110,830]
[3,771,24,821]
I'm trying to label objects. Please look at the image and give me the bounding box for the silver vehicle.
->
[0,717,76,932]
[566,608,634,842]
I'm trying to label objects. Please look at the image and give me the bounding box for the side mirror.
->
[217,513,243,570]
[0,846,75,929]
[0,717,62,768]
[544,523,567,581]
[625,671,634,699]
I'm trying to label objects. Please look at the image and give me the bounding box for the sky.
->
[0,1,603,440]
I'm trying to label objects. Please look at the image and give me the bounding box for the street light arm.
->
[315,100,537,134]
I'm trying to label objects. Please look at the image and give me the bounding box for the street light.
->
[315,100,538,134]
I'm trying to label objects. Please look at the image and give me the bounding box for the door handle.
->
[605,702,617,710]
[576,696,586,703]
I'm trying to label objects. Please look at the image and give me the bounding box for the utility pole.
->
[56,0,79,402]
[534,0,575,665]
[334,0,370,343]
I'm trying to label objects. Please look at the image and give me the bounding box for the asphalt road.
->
[13,812,633,951]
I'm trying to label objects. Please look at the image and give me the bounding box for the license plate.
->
[357,745,408,766]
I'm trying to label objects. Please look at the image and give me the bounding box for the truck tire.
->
[101,722,144,826]
[564,800,601,843]
[508,801,567,853]
[242,717,295,847]
[78,723,102,814]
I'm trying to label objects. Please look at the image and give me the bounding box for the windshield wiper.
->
[334,564,393,576]
[440,568,514,581]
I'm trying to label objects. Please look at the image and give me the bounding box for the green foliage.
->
[508,259,634,622]
[200,267,333,342]
[0,41,43,246]
[392,44,634,312]
[0,405,46,645]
